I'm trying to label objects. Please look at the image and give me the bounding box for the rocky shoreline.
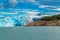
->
[26,20,60,26]
[26,14,60,26]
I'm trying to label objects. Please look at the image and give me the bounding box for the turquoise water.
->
[0,27,60,40]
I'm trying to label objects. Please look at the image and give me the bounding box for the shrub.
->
[41,14,60,21]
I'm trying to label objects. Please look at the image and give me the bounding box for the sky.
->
[0,0,60,12]
[0,0,59,18]
[0,0,60,26]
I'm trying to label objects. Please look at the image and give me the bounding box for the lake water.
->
[0,27,60,40]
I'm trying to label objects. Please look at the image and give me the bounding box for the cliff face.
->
[26,20,60,26]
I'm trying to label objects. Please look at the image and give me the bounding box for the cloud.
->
[38,5,57,8]
[38,5,60,12]
[52,8,60,11]
[0,12,18,14]
[19,0,37,3]
[25,0,37,4]
[9,0,19,6]
[26,11,39,16]
[8,0,38,7]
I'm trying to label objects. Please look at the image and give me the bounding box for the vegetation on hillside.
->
[26,14,60,26]
[41,14,60,21]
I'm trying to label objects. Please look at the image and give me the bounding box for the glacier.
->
[0,11,33,27]
[0,0,60,27]
[0,9,60,27]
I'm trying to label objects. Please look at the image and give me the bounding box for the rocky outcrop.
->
[26,20,60,26]
[26,14,60,26]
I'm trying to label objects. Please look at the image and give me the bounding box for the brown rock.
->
[26,20,60,26]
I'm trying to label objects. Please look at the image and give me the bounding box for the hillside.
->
[26,14,60,26]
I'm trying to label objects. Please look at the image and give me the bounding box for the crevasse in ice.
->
[0,12,31,27]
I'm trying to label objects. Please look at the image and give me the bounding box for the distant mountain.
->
[26,14,60,26]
